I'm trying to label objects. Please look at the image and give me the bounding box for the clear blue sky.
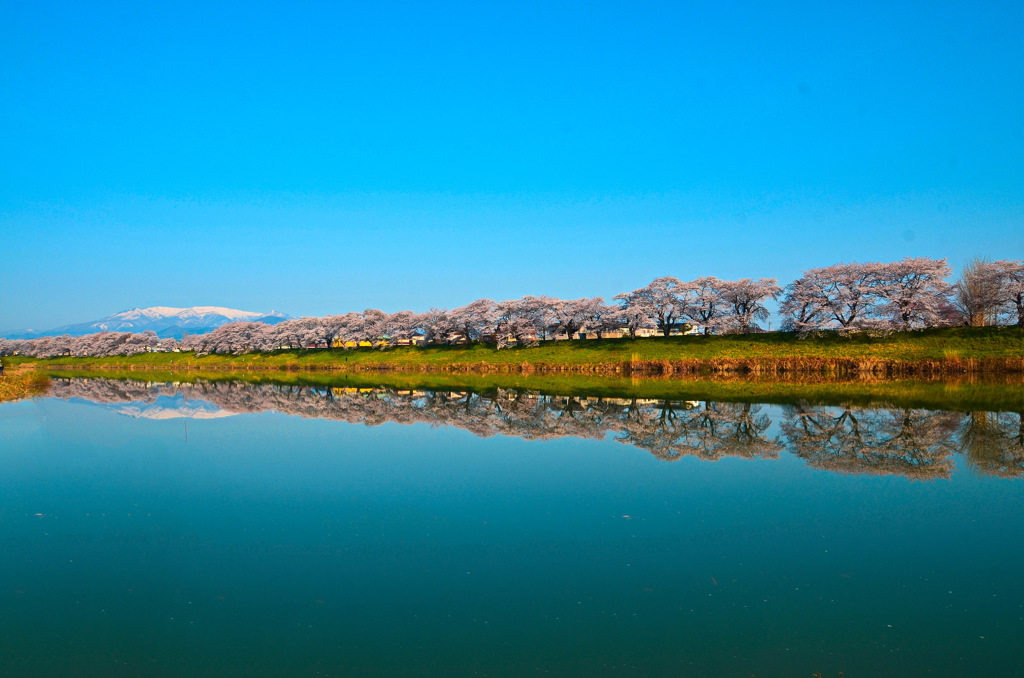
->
[2,0,1022,331]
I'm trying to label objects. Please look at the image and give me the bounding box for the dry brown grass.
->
[0,365,51,402]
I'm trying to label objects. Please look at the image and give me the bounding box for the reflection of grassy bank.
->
[44,368,1024,412]
[31,326,1024,376]
[0,366,50,403]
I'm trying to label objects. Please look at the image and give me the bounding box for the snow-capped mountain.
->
[7,306,293,339]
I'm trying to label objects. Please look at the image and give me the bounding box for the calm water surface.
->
[2,378,1022,677]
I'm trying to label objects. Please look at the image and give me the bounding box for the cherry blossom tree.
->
[494,296,551,347]
[386,310,421,346]
[992,259,1024,327]
[359,309,392,348]
[314,314,348,349]
[526,296,559,340]
[717,278,781,333]
[680,276,725,334]
[779,278,826,333]
[323,312,364,349]
[186,322,256,354]
[954,258,1003,327]
[785,262,879,331]
[417,308,458,344]
[548,296,605,340]
[618,276,686,337]
[612,290,655,338]
[269,318,308,349]
[292,317,328,348]
[91,332,132,356]
[450,299,498,344]
[123,330,161,355]
[872,257,953,329]
[590,302,624,336]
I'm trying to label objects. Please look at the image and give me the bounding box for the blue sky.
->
[2,0,1022,331]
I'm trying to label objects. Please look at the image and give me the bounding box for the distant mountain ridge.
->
[4,306,293,340]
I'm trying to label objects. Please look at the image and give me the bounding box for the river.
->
[2,377,1022,676]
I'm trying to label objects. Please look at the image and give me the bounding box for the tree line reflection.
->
[50,378,1024,480]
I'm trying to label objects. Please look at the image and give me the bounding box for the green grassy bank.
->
[28,326,1024,377]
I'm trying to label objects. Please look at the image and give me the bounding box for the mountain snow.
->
[111,306,268,321]
[5,306,293,339]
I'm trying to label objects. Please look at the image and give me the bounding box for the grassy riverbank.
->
[27,326,1024,376]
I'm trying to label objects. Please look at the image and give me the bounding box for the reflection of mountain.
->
[60,380,236,420]
[47,378,1024,479]
[108,395,236,420]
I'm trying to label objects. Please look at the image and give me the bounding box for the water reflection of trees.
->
[48,378,1024,479]
[959,411,1024,478]
[779,405,963,479]
[617,401,783,461]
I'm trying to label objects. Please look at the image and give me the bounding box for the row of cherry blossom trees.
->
[779,257,1024,332]
[615,276,781,336]
[0,330,180,359]
[3,257,1022,358]
[180,276,784,355]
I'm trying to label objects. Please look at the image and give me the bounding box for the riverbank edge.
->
[31,354,1024,377]
[11,326,1024,377]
